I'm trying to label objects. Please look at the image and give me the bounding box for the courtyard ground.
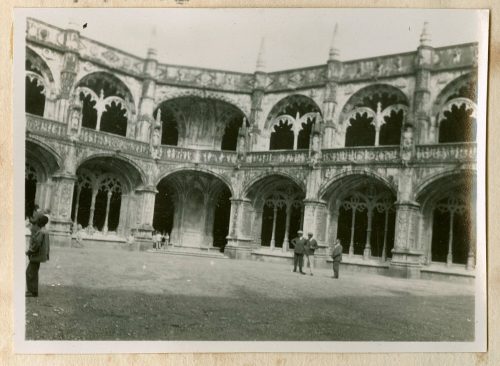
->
[25,246,475,341]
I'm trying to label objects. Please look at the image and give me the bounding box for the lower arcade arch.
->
[321,175,396,260]
[25,140,61,218]
[70,157,144,236]
[416,171,476,267]
[245,175,305,250]
[153,171,232,251]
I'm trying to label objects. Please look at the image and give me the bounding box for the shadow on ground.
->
[26,284,474,341]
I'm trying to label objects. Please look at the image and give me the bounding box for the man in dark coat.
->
[331,238,343,279]
[290,230,307,274]
[26,215,50,297]
[305,232,319,276]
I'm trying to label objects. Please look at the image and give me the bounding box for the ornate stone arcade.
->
[24,19,480,277]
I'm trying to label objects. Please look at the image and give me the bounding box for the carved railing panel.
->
[266,65,327,91]
[342,53,415,81]
[433,43,478,70]
[415,143,476,162]
[26,113,67,137]
[322,146,400,164]
[156,65,254,92]
[79,128,150,157]
[246,150,309,165]
[161,146,238,165]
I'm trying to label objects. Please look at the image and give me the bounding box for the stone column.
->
[283,203,292,252]
[49,172,76,246]
[55,24,80,123]
[225,198,256,259]
[389,201,422,278]
[102,190,113,234]
[322,24,342,148]
[364,207,374,259]
[87,187,98,229]
[302,199,329,257]
[134,186,157,250]
[270,205,278,250]
[136,48,158,142]
[73,185,82,226]
[414,22,434,144]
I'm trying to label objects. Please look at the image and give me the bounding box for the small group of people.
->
[26,205,51,298]
[290,230,343,279]
[153,231,170,250]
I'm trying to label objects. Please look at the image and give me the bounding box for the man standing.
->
[26,215,50,297]
[291,230,307,275]
[331,238,343,279]
[305,232,319,276]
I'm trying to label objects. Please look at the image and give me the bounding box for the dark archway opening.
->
[431,203,471,265]
[270,121,294,150]
[100,102,128,136]
[25,77,45,116]
[213,190,232,251]
[297,119,314,149]
[345,113,375,147]
[71,185,92,227]
[80,93,98,130]
[379,110,403,146]
[260,204,302,248]
[153,184,176,236]
[25,173,37,219]
[439,104,476,143]
[221,116,246,151]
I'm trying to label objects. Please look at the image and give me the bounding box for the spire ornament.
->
[328,23,340,61]
[419,21,431,47]
[256,37,266,72]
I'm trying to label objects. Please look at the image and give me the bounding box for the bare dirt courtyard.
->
[25,246,475,341]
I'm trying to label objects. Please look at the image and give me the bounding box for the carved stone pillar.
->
[225,198,256,259]
[414,23,433,145]
[322,27,342,149]
[389,201,423,278]
[55,25,80,123]
[134,186,157,249]
[302,199,328,256]
[49,172,76,246]
[137,48,158,142]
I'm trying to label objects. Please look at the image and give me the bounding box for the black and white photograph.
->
[13,7,488,353]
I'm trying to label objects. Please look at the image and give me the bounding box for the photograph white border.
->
[12,7,489,354]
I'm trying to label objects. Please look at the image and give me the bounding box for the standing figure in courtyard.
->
[291,230,307,275]
[331,238,343,279]
[305,232,318,276]
[73,224,84,248]
[25,215,50,297]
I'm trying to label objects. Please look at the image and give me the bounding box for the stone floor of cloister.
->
[25,245,475,341]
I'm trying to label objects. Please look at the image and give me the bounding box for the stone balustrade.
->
[322,146,400,164]
[26,114,477,167]
[79,128,150,157]
[245,150,309,165]
[26,114,67,137]
[161,145,238,165]
[415,143,476,162]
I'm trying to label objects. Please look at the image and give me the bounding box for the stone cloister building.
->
[25,18,478,278]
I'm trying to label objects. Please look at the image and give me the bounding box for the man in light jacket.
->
[331,238,343,279]
[305,232,319,276]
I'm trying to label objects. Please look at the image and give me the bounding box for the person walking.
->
[290,230,307,274]
[331,238,343,279]
[305,232,319,276]
[25,215,50,297]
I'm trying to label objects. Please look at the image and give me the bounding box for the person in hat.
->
[304,232,319,276]
[26,215,51,297]
[331,238,343,279]
[290,230,307,274]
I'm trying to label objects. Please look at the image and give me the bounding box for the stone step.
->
[146,247,228,259]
